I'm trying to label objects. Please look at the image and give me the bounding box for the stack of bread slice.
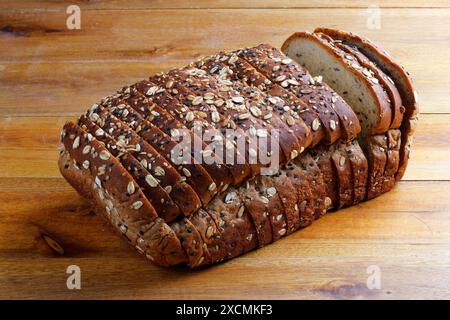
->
[59,29,418,267]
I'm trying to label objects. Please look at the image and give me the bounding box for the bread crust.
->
[59,124,187,267]
[314,28,418,181]
[281,31,392,135]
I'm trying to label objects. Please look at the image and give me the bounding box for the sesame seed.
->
[324,197,332,208]
[164,185,172,194]
[127,181,135,195]
[261,196,269,204]
[225,191,237,204]
[286,115,295,126]
[182,168,191,177]
[192,96,204,105]
[237,205,245,218]
[339,156,346,167]
[266,187,277,197]
[145,174,159,187]
[185,111,194,122]
[99,150,110,160]
[82,160,90,169]
[232,96,244,104]
[228,55,238,64]
[312,118,321,131]
[154,166,165,176]
[82,145,91,154]
[275,75,286,82]
[72,136,80,149]
[250,106,262,117]
[131,201,143,210]
[290,149,299,160]
[211,111,220,123]
[238,113,250,120]
[165,81,174,89]
[330,119,337,131]
[206,226,214,238]
[208,182,217,191]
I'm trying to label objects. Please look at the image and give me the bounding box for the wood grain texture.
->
[0,9,448,113]
[1,0,449,10]
[1,178,450,299]
[0,1,449,299]
[0,114,447,180]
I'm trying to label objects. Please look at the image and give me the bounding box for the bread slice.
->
[136,79,252,185]
[119,85,234,192]
[104,97,218,206]
[326,37,404,129]
[283,160,315,228]
[381,129,401,193]
[189,57,306,163]
[238,44,361,143]
[86,104,202,216]
[281,32,396,201]
[314,28,419,181]
[78,115,182,222]
[282,32,392,136]
[331,142,354,208]
[59,122,187,266]
[344,140,369,204]
[198,187,259,265]
[242,182,274,247]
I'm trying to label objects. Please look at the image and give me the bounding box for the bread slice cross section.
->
[314,27,419,182]
[59,122,187,266]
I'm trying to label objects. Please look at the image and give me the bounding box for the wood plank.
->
[1,178,449,299]
[1,0,449,10]
[1,114,446,180]
[0,9,449,64]
[0,57,444,116]
[0,9,448,114]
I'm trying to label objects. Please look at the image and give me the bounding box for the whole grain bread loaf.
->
[59,29,417,267]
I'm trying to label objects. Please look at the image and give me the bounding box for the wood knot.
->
[41,233,65,256]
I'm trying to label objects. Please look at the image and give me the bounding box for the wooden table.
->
[1,0,450,300]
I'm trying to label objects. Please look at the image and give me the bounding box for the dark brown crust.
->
[170,218,207,268]
[132,81,250,186]
[241,44,362,143]
[281,31,392,135]
[242,182,273,247]
[119,85,234,192]
[331,142,353,208]
[199,188,258,265]
[381,129,401,193]
[314,27,418,181]
[190,55,305,163]
[147,73,253,184]
[256,175,288,241]
[366,134,388,200]
[87,105,202,216]
[59,123,187,266]
[344,140,369,204]
[284,160,315,228]
[300,151,329,217]
[329,39,404,129]
[104,98,218,206]
[311,144,338,216]
[78,115,182,222]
